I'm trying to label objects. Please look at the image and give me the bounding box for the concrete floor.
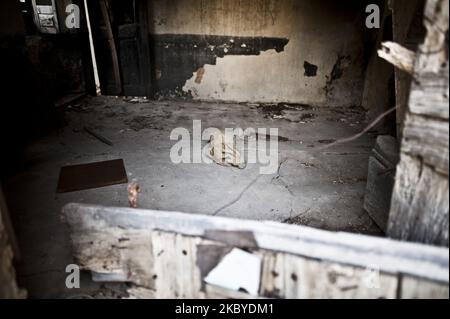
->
[3,96,382,298]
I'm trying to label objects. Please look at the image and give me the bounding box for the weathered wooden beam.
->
[402,113,449,175]
[63,203,449,287]
[99,0,122,95]
[408,67,449,120]
[389,154,449,246]
[378,41,416,75]
[388,0,449,246]
[390,0,423,138]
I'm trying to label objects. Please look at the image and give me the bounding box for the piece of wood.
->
[63,203,449,284]
[260,252,398,299]
[136,0,153,97]
[70,227,153,287]
[84,126,113,146]
[388,154,449,246]
[400,276,449,299]
[57,159,128,193]
[378,41,416,75]
[391,0,424,138]
[417,0,449,74]
[151,231,203,299]
[408,67,449,120]
[401,113,449,175]
[63,204,449,299]
[99,0,122,95]
[388,0,449,246]
[83,0,101,95]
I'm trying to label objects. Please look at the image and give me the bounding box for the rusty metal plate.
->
[57,159,128,193]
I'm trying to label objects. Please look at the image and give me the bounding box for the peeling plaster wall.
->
[148,0,377,107]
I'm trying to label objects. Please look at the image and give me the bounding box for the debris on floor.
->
[123,96,150,104]
[84,126,113,146]
[127,182,141,208]
[57,159,128,193]
[206,131,247,169]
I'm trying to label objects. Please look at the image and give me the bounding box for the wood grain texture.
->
[408,68,449,120]
[151,231,203,299]
[400,276,449,299]
[260,252,398,299]
[63,203,449,283]
[378,41,416,75]
[391,0,423,137]
[389,155,449,246]
[388,0,449,246]
[402,113,449,175]
[70,227,153,287]
[64,204,449,299]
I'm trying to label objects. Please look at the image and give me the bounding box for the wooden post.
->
[136,0,153,98]
[83,0,101,96]
[99,0,122,95]
[388,0,449,247]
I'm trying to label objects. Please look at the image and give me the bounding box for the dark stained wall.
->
[147,0,381,106]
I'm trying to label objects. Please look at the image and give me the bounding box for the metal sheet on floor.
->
[57,159,128,193]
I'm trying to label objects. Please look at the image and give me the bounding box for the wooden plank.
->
[391,0,423,137]
[99,0,122,95]
[417,0,449,74]
[151,231,203,299]
[402,113,449,175]
[388,154,449,246]
[259,252,398,299]
[63,203,449,284]
[388,0,449,246]
[408,68,449,120]
[136,0,153,97]
[400,276,449,299]
[378,41,416,75]
[70,227,153,287]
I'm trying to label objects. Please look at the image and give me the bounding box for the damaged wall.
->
[148,0,378,106]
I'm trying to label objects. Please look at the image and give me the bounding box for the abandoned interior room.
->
[0,0,448,300]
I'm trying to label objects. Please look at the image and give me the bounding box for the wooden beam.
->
[99,0,122,95]
[136,0,153,97]
[63,203,449,284]
[83,0,101,95]
[378,41,416,75]
[388,0,449,246]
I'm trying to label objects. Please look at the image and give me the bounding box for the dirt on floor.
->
[3,96,383,298]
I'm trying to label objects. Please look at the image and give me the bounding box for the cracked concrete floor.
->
[3,96,383,298]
